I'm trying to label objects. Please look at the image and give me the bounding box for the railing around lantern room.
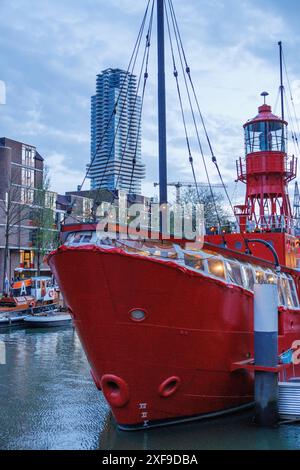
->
[236,154,297,184]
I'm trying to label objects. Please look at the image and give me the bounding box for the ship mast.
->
[278,41,285,121]
[157,0,168,205]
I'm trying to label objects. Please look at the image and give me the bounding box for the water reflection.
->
[1,328,300,450]
[99,411,300,451]
[0,328,109,450]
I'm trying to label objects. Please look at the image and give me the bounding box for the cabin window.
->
[184,242,205,252]
[241,265,255,291]
[255,269,266,284]
[278,277,286,306]
[117,240,149,256]
[145,241,177,259]
[207,258,225,279]
[280,274,294,308]
[184,253,204,271]
[99,237,114,246]
[81,233,92,243]
[286,274,299,308]
[265,270,277,285]
[226,261,243,286]
[66,231,93,245]
[117,240,177,259]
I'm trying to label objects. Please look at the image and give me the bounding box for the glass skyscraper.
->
[89,68,145,194]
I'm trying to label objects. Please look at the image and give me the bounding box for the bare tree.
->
[31,166,59,277]
[0,167,30,291]
[182,187,231,232]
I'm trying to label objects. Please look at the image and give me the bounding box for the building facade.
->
[89,68,145,194]
[56,192,93,227]
[0,138,93,287]
[0,138,50,281]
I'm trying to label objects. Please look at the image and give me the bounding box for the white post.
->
[254,282,279,426]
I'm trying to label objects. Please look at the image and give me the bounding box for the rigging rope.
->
[166,0,226,235]
[168,0,251,239]
[97,2,153,194]
[78,0,151,196]
[114,22,149,192]
[273,87,281,116]
[164,1,201,204]
[284,89,300,156]
[128,0,155,194]
[283,51,300,146]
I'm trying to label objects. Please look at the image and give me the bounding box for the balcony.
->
[236,153,297,183]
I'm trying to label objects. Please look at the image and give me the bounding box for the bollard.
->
[254,282,279,426]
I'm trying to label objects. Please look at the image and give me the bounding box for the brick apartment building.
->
[0,138,93,285]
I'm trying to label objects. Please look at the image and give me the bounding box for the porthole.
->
[130,309,146,322]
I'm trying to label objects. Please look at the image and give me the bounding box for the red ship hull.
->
[48,244,300,429]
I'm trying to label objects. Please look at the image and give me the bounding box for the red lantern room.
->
[235,92,297,234]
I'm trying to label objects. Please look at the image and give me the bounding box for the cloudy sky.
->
[1,0,300,205]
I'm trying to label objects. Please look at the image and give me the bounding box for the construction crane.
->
[153,181,226,204]
[293,181,300,235]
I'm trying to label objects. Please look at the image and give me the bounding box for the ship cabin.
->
[61,225,300,313]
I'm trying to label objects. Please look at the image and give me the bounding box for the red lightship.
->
[48,2,300,430]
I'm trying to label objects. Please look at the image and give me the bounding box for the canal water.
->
[0,327,300,450]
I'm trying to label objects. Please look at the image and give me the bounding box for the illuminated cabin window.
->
[279,274,294,308]
[225,261,243,286]
[255,269,266,284]
[207,258,225,279]
[265,270,277,285]
[184,253,204,271]
[241,264,255,291]
[184,242,205,252]
[117,240,177,259]
[282,275,300,309]
[117,240,149,256]
[241,265,276,291]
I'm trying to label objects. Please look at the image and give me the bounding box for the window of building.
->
[21,188,34,204]
[20,250,34,269]
[83,198,93,221]
[22,145,35,167]
[22,168,35,188]
[45,191,56,210]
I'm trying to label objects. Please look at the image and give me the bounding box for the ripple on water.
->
[1,328,300,450]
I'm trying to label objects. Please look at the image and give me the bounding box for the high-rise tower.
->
[89,68,145,194]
